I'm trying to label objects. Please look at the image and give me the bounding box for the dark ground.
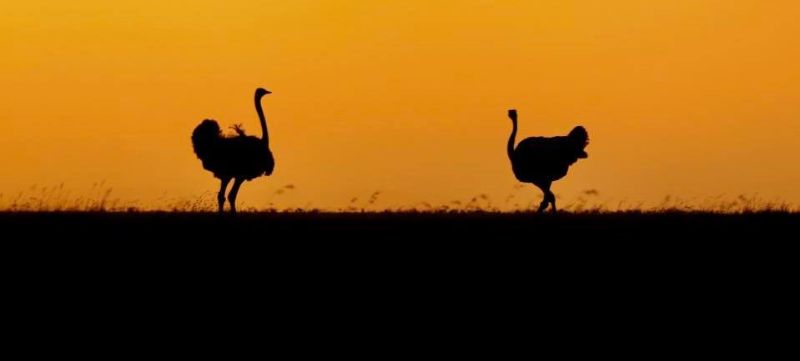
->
[4,209,796,237]
[3,210,796,265]
[2,211,796,339]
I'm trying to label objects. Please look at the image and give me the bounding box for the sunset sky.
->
[2,1,799,210]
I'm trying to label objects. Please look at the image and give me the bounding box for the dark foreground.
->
[4,210,796,262]
[3,211,796,336]
[4,209,797,238]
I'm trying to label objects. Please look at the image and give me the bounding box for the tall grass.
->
[1,182,121,212]
[1,183,797,213]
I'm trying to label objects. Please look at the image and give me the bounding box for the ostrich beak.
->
[265,90,272,94]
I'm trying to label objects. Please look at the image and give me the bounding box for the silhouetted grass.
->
[1,182,122,212]
[1,183,797,214]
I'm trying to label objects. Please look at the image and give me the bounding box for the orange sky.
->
[2,1,799,210]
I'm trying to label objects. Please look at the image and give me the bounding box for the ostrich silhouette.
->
[191,88,275,213]
[506,109,589,213]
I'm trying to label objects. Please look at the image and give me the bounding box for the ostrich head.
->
[569,126,589,158]
[568,126,588,146]
[508,109,518,121]
[255,88,272,98]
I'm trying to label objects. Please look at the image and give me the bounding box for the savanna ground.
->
[5,197,790,344]
[3,183,796,244]
[4,207,796,331]
[3,208,798,240]
[4,209,797,273]
[3,184,796,281]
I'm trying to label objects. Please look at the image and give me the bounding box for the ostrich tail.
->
[264,160,275,176]
[191,119,222,162]
[262,149,275,176]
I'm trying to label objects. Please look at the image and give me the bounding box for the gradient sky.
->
[2,1,799,210]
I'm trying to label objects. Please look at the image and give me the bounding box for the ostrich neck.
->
[507,118,517,161]
[256,95,269,146]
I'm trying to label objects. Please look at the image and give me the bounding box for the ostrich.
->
[506,109,589,213]
[191,88,275,213]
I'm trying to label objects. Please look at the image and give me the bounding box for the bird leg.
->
[227,178,245,214]
[537,197,550,213]
[535,181,553,213]
[546,191,557,214]
[218,177,232,213]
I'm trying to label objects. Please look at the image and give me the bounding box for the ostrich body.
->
[191,88,275,213]
[506,109,589,213]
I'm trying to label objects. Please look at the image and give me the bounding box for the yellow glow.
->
[2,1,799,209]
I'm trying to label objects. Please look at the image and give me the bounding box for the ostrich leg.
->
[535,181,553,213]
[537,197,549,213]
[218,177,231,213]
[546,190,557,213]
[227,177,245,214]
